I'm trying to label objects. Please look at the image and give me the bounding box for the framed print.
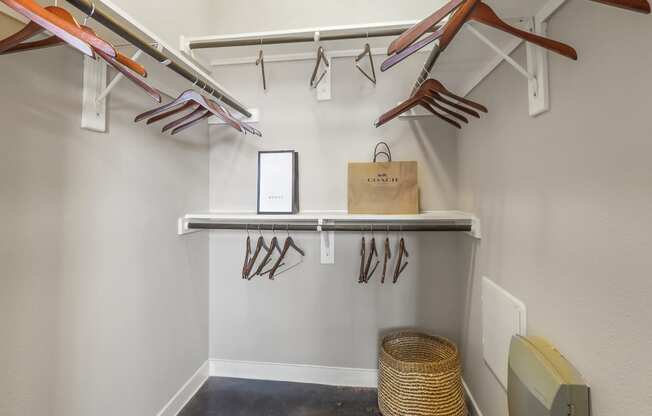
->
[257,151,299,214]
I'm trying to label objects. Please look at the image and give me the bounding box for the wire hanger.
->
[310,46,329,88]
[355,34,377,85]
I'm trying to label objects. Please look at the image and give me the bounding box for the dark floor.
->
[178,377,380,416]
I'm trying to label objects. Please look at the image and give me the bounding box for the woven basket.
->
[378,332,467,416]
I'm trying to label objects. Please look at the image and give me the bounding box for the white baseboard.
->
[462,379,484,416]
[156,359,483,416]
[209,358,378,388]
[156,360,210,416]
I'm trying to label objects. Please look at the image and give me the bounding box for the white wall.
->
[457,3,652,416]
[0,48,209,415]
[205,0,466,369]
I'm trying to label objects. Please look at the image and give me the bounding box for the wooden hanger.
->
[376,79,486,128]
[244,229,271,280]
[170,110,212,135]
[0,0,114,57]
[268,230,305,280]
[242,231,252,279]
[310,46,329,88]
[470,2,577,60]
[381,234,392,284]
[384,0,577,72]
[591,0,650,13]
[146,103,198,125]
[363,233,380,283]
[387,0,466,55]
[381,26,445,72]
[1,6,148,77]
[135,90,244,133]
[358,235,366,283]
[393,237,409,284]
[252,230,283,278]
[355,43,377,84]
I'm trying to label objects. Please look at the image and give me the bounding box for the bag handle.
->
[373,141,392,162]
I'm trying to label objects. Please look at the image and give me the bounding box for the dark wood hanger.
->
[135,90,244,133]
[470,2,577,60]
[253,234,282,277]
[424,79,488,112]
[170,110,211,135]
[381,26,445,72]
[0,0,114,57]
[381,236,392,284]
[422,96,469,123]
[355,43,377,84]
[244,233,270,280]
[387,0,466,55]
[591,0,650,13]
[146,103,198,125]
[242,234,252,279]
[310,46,329,88]
[363,236,380,283]
[375,79,485,128]
[359,236,366,283]
[162,107,206,133]
[393,237,409,284]
[268,234,305,280]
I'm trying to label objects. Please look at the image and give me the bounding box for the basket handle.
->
[373,141,393,162]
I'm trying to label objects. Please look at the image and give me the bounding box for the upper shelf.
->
[178,210,481,239]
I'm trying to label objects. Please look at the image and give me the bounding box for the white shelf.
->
[178,210,481,239]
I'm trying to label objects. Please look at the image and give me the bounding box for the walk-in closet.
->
[1,1,651,415]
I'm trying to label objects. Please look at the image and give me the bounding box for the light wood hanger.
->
[0,0,113,57]
[1,6,148,77]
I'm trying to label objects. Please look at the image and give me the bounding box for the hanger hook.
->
[286,224,290,237]
[272,224,276,235]
[84,2,96,25]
